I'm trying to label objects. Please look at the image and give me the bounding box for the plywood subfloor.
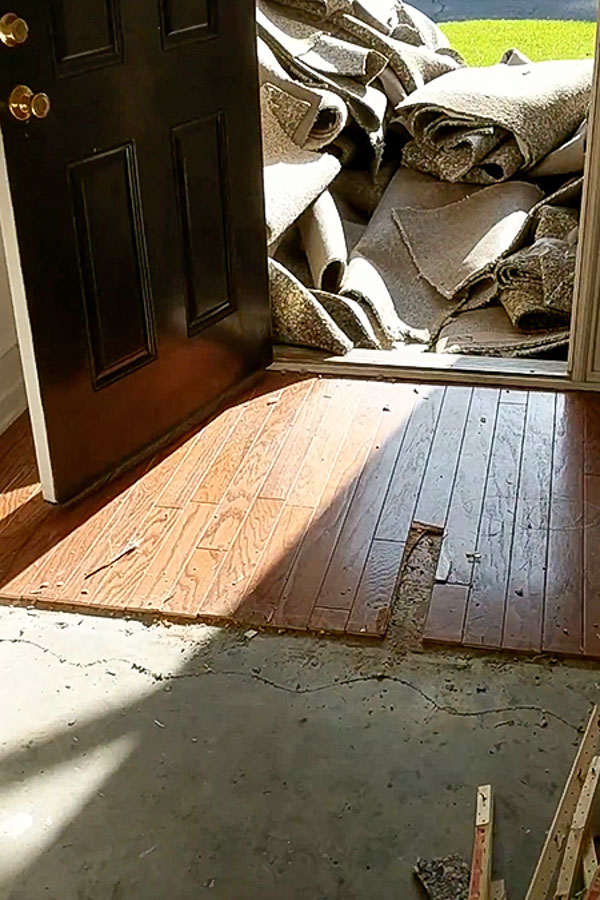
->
[1,372,600,652]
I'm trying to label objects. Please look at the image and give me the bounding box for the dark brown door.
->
[0,0,271,502]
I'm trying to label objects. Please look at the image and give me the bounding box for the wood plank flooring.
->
[1,372,600,653]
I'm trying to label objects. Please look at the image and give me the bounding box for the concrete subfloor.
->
[1,605,600,899]
[412,0,598,21]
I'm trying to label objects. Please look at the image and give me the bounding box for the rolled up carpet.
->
[529,120,587,178]
[258,38,349,151]
[298,190,348,292]
[496,236,578,332]
[261,82,341,245]
[395,59,593,184]
[269,258,353,354]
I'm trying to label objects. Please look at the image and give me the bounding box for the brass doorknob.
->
[8,84,50,121]
[0,12,28,46]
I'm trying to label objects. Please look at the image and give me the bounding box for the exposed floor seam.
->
[0,637,579,732]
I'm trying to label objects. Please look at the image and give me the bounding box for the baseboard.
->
[0,343,26,434]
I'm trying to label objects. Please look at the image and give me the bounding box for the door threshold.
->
[271,345,581,391]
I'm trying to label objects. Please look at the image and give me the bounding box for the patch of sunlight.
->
[0,618,204,759]
[0,733,137,893]
[441,19,597,67]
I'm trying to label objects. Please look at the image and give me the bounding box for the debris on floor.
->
[259,0,590,359]
[414,854,471,899]
[415,783,507,899]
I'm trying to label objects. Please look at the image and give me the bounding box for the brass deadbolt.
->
[0,12,28,47]
[8,84,51,122]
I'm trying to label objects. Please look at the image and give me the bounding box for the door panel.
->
[1,0,271,501]
[68,143,156,388]
[50,0,123,76]
[171,113,235,336]
[159,0,216,47]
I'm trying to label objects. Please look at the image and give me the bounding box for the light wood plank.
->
[274,382,387,630]
[463,402,527,649]
[544,393,585,656]
[526,706,600,900]
[583,835,598,889]
[52,440,193,602]
[376,385,446,543]
[191,381,288,504]
[197,497,284,618]
[166,547,224,618]
[200,378,312,551]
[285,379,362,509]
[436,388,500,586]
[346,539,405,637]
[260,377,332,501]
[234,504,314,626]
[423,583,470,644]
[503,392,555,652]
[134,502,216,610]
[314,382,414,612]
[555,756,600,899]
[469,785,493,900]
[87,506,178,611]
[414,386,473,527]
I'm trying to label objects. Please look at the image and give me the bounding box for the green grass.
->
[441,19,597,67]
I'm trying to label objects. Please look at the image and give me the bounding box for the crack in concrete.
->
[0,637,580,732]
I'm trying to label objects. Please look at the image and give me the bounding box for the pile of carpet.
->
[259,0,592,358]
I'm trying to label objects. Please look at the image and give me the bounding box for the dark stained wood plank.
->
[346,538,405,637]
[260,377,332,501]
[200,378,312,551]
[544,393,585,656]
[503,392,555,652]
[286,379,363,509]
[584,474,600,658]
[273,381,389,630]
[234,504,314,626]
[414,386,473,528]
[423,583,470,644]
[309,606,349,633]
[191,378,289,505]
[376,385,446,543]
[463,402,527,649]
[313,381,415,613]
[585,394,600,475]
[437,388,500,586]
[197,497,284,618]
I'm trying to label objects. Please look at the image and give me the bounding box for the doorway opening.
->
[261,0,598,388]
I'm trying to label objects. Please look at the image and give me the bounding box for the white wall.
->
[0,234,26,434]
